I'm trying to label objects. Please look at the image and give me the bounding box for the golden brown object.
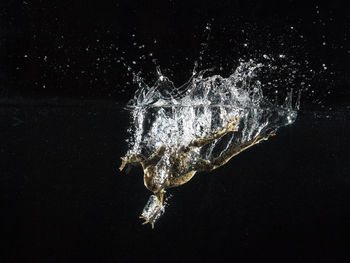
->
[120,116,275,227]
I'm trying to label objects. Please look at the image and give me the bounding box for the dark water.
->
[1,99,350,262]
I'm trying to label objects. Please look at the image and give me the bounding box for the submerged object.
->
[120,60,299,228]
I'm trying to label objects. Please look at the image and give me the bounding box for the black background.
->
[2,0,350,104]
[1,0,350,262]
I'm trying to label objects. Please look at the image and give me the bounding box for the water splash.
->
[120,60,299,228]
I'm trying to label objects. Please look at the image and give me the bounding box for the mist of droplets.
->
[124,59,299,162]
